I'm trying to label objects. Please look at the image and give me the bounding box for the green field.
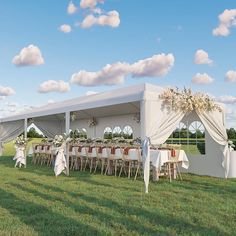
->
[0,143,236,235]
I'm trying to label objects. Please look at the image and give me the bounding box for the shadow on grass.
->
[9,182,160,235]
[1,156,234,235]
[0,155,94,180]
[175,175,236,196]
[0,187,102,236]
[9,180,230,236]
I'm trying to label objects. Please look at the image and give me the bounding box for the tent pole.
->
[24,118,27,139]
[65,111,70,176]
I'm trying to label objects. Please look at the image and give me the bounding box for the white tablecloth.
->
[228,151,236,178]
[150,149,189,170]
[54,147,67,176]
[13,145,26,167]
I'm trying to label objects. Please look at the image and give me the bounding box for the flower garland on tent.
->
[159,88,222,113]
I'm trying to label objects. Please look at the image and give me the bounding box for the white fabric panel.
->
[0,120,24,155]
[197,110,231,177]
[13,145,26,167]
[33,120,65,138]
[149,111,185,145]
[228,151,236,178]
[54,145,67,176]
[141,98,185,193]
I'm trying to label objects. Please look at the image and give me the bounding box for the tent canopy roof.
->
[0,83,163,123]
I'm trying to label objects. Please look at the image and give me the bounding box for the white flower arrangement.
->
[88,117,97,127]
[159,88,222,113]
[14,135,28,146]
[52,135,65,147]
[228,140,235,149]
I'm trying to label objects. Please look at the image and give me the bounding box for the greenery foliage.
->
[0,155,236,235]
[27,127,44,138]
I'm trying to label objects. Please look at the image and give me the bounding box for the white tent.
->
[0,83,233,192]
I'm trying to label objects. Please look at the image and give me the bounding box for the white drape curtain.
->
[0,120,24,155]
[53,144,67,176]
[197,110,231,178]
[33,120,64,138]
[143,107,230,193]
[142,110,185,193]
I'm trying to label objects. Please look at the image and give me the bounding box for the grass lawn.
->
[0,147,236,235]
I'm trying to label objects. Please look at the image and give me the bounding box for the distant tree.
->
[27,127,43,138]
[227,128,236,140]
[180,128,188,138]
[195,129,204,139]
[104,132,112,139]
[172,130,180,138]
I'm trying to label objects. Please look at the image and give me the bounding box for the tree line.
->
[26,126,236,140]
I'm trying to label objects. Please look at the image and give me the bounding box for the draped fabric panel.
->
[0,120,24,155]
[142,110,185,193]
[33,120,65,138]
[197,110,231,178]
[143,104,230,193]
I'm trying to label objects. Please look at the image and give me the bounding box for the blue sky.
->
[0,0,235,128]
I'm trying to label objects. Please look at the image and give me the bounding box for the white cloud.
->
[92,7,102,14]
[0,102,33,118]
[130,54,174,78]
[226,108,236,128]
[47,99,55,104]
[59,24,72,33]
[86,91,98,96]
[80,0,103,9]
[0,96,5,100]
[5,102,17,107]
[225,70,236,82]
[71,62,130,86]
[192,73,214,84]
[194,49,213,65]
[0,85,15,96]
[70,53,175,86]
[67,1,77,14]
[12,44,44,66]
[213,9,236,36]
[38,80,70,93]
[217,95,236,104]
[80,10,120,28]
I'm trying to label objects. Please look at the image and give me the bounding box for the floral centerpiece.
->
[14,135,28,147]
[52,135,65,148]
[13,135,28,168]
[67,130,78,144]
[88,117,97,127]
[159,88,222,113]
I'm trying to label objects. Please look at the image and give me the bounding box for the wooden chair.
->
[45,145,52,166]
[68,144,77,170]
[32,143,40,164]
[85,146,98,173]
[78,146,87,171]
[119,147,141,179]
[94,146,110,174]
[163,149,182,182]
[105,146,123,176]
